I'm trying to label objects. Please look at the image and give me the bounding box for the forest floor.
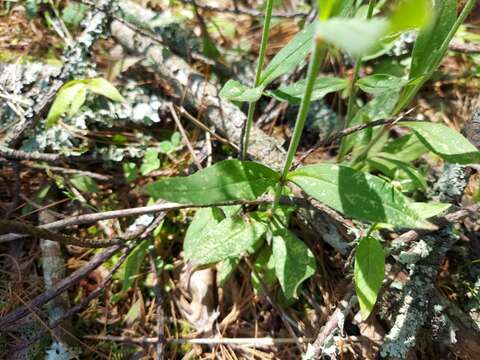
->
[0,1,480,359]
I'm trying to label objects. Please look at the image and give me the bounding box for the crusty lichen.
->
[381,228,459,358]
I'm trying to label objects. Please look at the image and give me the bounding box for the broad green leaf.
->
[272,228,316,299]
[317,18,389,57]
[145,160,280,205]
[357,74,406,96]
[140,148,160,176]
[354,236,385,319]
[217,257,240,286]
[389,0,431,34]
[265,76,347,104]
[84,78,126,102]
[70,175,99,193]
[259,22,316,86]
[409,202,451,220]
[383,133,427,163]
[46,83,86,128]
[403,121,480,164]
[184,215,267,265]
[184,207,224,250]
[219,80,264,102]
[287,164,434,229]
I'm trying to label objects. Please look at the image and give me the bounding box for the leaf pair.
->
[46,78,125,128]
[184,206,315,300]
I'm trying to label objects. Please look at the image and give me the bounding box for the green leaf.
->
[145,160,279,205]
[123,162,139,183]
[403,121,480,164]
[409,0,456,81]
[140,148,160,176]
[219,80,264,102]
[259,22,316,86]
[317,18,389,57]
[383,133,427,163]
[375,153,428,191]
[287,164,434,229]
[62,2,88,27]
[113,240,149,303]
[357,74,406,96]
[67,86,87,117]
[389,0,431,34]
[84,78,126,102]
[70,175,99,193]
[265,76,347,104]
[185,207,224,249]
[272,228,316,299]
[409,202,451,220]
[354,236,385,319]
[46,83,86,128]
[184,215,267,265]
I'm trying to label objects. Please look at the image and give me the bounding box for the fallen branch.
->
[110,4,285,169]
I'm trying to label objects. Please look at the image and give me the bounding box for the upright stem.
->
[241,0,274,159]
[337,0,376,160]
[273,39,325,207]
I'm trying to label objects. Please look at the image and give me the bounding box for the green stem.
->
[241,0,274,159]
[337,0,376,160]
[355,0,476,165]
[273,39,326,208]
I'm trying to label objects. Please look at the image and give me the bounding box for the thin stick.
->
[84,335,312,345]
[0,197,273,243]
[169,103,203,169]
[295,117,422,166]
[175,105,240,151]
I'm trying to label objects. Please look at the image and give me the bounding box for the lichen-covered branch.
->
[2,0,115,148]
[110,4,285,169]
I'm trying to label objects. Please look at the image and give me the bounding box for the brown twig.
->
[295,117,422,166]
[169,103,203,170]
[0,197,273,243]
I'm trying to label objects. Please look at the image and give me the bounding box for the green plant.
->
[142,0,479,317]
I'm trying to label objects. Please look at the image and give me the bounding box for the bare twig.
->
[0,146,95,163]
[0,197,273,243]
[295,117,422,166]
[84,335,311,345]
[169,103,203,170]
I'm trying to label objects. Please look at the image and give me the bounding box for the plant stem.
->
[337,0,376,160]
[241,0,274,159]
[273,39,326,207]
[354,0,476,165]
